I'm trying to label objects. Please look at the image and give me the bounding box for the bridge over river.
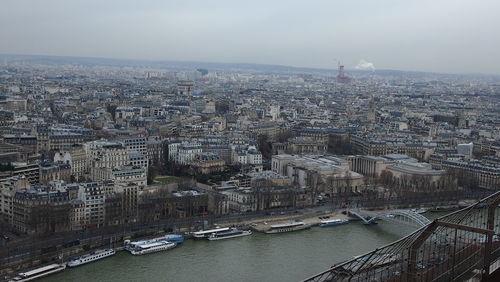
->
[348,209,432,228]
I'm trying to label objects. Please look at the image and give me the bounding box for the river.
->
[39,217,432,282]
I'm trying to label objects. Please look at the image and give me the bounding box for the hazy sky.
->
[1,0,499,74]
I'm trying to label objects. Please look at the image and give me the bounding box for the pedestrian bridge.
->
[349,209,432,227]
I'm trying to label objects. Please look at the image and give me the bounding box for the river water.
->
[40,218,429,282]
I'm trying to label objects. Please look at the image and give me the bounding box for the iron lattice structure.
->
[303,191,500,282]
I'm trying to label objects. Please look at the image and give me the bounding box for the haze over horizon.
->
[1,0,499,75]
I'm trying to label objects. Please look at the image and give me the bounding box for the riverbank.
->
[0,201,462,279]
[35,220,414,282]
[0,208,350,280]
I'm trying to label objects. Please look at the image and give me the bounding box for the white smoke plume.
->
[354,59,375,71]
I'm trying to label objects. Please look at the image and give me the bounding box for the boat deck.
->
[251,212,349,232]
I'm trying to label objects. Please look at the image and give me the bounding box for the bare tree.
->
[257,134,273,160]
[276,129,296,143]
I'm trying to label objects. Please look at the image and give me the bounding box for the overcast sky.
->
[1,0,499,74]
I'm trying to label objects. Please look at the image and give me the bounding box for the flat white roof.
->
[139,242,170,249]
[270,222,303,228]
[20,264,61,276]
[193,227,230,235]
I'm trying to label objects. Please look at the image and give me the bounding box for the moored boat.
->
[430,205,458,212]
[67,249,115,267]
[124,234,182,255]
[192,227,231,239]
[264,221,311,234]
[410,208,428,214]
[126,241,177,255]
[207,228,252,240]
[163,234,184,244]
[319,218,349,227]
[9,264,66,282]
[124,234,184,250]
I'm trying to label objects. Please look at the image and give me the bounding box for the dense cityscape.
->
[0,53,498,281]
[1,1,500,281]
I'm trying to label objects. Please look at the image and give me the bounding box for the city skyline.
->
[1,1,500,281]
[1,0,500,75]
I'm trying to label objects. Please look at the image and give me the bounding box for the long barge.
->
[264,221,311,234]
[9,264,66,282]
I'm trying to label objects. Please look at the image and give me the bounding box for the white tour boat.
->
[126,241,177,255]
[192,227,231,239]
[207,228,252,240]
[67,249,116,267]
